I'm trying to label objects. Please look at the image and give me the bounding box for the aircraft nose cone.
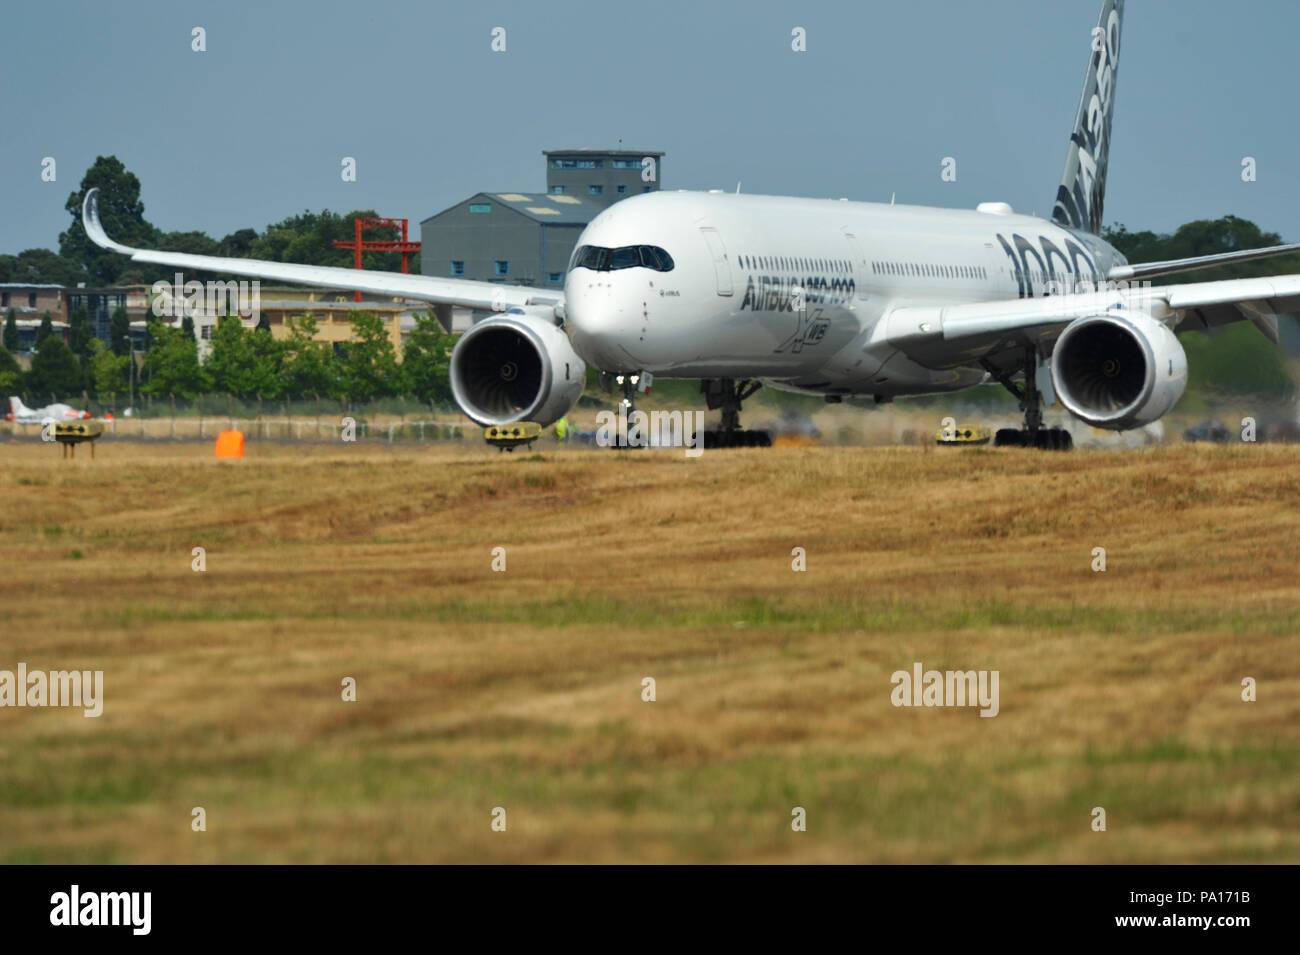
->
[566,280,635,369]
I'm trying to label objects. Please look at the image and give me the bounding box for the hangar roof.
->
[542,148,665,157]
[421,192,602,227]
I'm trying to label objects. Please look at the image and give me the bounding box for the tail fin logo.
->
[1052,0,1123,235]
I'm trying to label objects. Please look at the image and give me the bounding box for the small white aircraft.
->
[6,396,91,424]
[80,0,1300,449]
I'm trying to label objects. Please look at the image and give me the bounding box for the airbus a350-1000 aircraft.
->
[82,0,1300,449]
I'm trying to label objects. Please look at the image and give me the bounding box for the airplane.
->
[6,396,91,424]
[80,0,1300,450]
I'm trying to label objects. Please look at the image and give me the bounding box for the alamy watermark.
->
[890,662,999,718]
[50,885,150,935]
[0,663,103,717]
[151,273,260,323]
[595,405,705,457]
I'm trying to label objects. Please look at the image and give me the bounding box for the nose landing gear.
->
[612,373,643,448]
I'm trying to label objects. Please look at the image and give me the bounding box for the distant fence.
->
[3,393,478,443]
[10,392,458,421]
[2,416,475,443]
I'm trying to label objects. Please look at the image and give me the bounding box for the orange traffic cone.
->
[215,430,245,458]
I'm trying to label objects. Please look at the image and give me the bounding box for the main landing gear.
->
[983,348,1074,451]
[700,378,772,448]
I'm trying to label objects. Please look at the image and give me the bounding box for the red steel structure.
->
[333,217,421,302]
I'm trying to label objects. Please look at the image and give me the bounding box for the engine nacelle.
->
[449,310,586,427]
[1050,312,1187,430]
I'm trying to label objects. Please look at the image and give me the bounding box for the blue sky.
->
[3,0,1298,253]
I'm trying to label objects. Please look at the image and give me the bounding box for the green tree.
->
[245,325,284,398]
[68,306,93,361]
[204,315,283,397]
[1181,322,1294,401]
[59,156,161,285]
[0,345,22,396]
[86,338,129,402]
[0,248,87,286]
[3,309,18,351]
[250,209,409,271]
[340,311,402,401]
[204,315,251,395]
[282,314,338,398]
[110,306,131,356]
[219,228,259,258]
[160,231,220,256]
[25,334,81,400]
[1103,216,1300,284]
[36,312,55,347]
[141,320,206,398]
[401,312,454,405]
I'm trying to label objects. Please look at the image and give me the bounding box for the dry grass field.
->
[0,435,1297,863]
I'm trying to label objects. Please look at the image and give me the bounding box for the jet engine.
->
[1050,312,1187,430]
[449,309,586,427]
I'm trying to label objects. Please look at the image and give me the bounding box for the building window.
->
[643,186,652,192]
[616,185,627,195]
[494,261,509,276]
[588,185,603,195]
[0,293,7,307]
[451,261,465,276]
[549,185,565,195]
[548,272,563,284]
[469,203,492,214]
[550,159,602,169]
[611,159,643,169]
[28,293,36,307]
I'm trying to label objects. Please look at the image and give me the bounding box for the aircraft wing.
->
[885,273,1300,374]
[1107,243,1300,282]
[81,189,564,315]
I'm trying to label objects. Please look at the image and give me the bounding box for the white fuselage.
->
[6,397,89,424]
[564,190,1126,397]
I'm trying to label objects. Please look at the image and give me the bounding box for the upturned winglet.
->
[81,188,137,254]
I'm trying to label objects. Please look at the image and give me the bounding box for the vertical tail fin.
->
[1051,0,1123,235]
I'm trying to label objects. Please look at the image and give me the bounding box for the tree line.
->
[2,307,454,409]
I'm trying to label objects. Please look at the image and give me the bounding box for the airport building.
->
[2,284,71,351]
[66,287,145,342]
[419,149,665,311]
[0,283,66,321]
[1,283,150,350]
[187,287,411,361]
[542,148,664,208]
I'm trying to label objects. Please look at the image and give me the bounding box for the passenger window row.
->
[739,255,852,273]
[874,261,987,280]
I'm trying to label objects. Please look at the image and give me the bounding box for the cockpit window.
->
[570,244,674,273]
[572,245,608,271]
[609,246,640,270]
[639,245,673,270]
